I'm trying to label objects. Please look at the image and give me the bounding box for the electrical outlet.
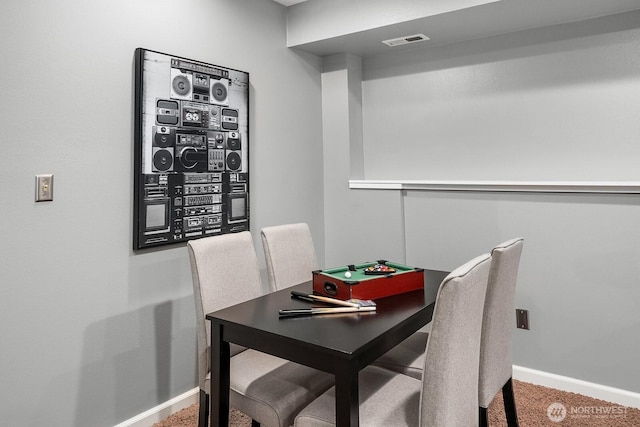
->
[516,309,529,330]
[36,174,54,202]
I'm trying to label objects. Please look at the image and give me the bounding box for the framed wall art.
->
[133,48,249,250]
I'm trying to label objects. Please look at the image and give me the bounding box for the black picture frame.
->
[133,48,249,250]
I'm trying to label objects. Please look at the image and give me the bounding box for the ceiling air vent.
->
[382,34,430,47]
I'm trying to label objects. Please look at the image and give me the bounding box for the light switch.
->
[36,174,54,202]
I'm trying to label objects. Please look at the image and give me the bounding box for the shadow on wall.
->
[59,296,196,427]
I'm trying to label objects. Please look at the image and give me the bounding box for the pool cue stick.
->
[290,290,360,308]
[279,306,376,317]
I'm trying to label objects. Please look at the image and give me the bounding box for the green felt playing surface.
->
[320,261,416,282]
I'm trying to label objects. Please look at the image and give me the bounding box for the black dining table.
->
[206,268,449,427]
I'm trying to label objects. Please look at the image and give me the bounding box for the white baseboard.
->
[513,365,640,409]
[114,387,199,427]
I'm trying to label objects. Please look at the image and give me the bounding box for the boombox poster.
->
[133,48,249,250]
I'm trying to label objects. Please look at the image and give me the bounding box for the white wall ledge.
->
[349,180,640,194]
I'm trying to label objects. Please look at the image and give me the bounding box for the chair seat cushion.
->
[206,349,334,427]
[295,365,421,427]
[372,331,428,380]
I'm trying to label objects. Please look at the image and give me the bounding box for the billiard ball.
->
[345,271,352,278]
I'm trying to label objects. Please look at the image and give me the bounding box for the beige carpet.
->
[153,380,640,426]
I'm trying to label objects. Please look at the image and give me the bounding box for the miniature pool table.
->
[312,260,425,301]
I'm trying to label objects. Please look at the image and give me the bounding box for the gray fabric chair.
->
[261,223,319,291]
[370,328,429,380]
[371,238,524,427]
[479,238,524,427]
[188,231,334,427]
[294,253,492,427]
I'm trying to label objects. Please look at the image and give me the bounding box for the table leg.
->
[335,363,359,427]
[210,322,230,427]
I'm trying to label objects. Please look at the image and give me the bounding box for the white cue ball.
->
[344,271,352,278]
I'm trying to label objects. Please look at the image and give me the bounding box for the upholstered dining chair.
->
[371,238,524,427]
[294,253,492,427]
[188,231,334,427]
[261,223,319,291]
[479,238,524,427]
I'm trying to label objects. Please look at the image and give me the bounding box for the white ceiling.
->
[273,0,307,6]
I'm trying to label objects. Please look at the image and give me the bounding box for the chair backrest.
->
[420,253,492,427]
[187,231,264,389]
[261,223,319,291]
[478,238,524,408]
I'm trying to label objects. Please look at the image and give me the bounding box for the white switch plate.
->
[36,174,54,202]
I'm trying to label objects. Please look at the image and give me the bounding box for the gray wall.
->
[403,191,640,393]
[321,54,407,267]
[361,12,640,181]
[2,1,639,426]
[319,11,640,393]
[0,1,323,426]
